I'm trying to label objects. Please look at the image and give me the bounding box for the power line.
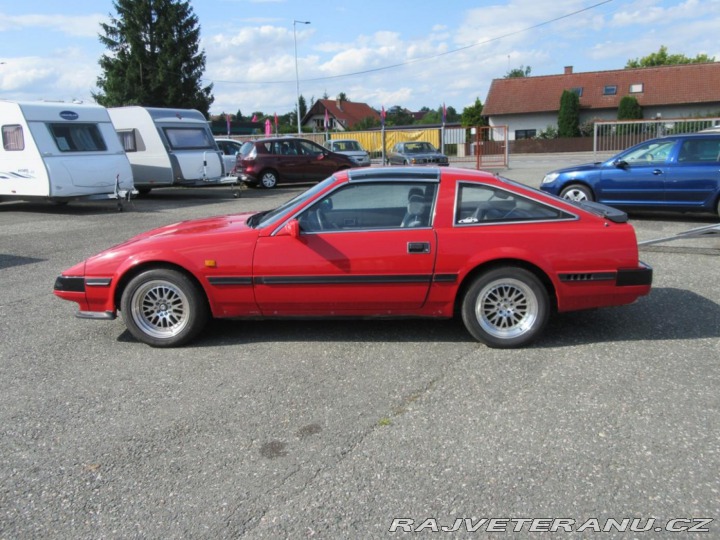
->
[212,0,614,86]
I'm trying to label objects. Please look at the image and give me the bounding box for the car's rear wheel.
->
[461,267,549,348]
[259,170,279,189]
[560,184,593,202]
[120,268,209,347]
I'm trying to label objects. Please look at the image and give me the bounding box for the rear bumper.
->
[617,262,653,287]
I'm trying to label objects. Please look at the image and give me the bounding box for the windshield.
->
[252,176,337,229]
[335,141,361,151]
[405,142,435,153]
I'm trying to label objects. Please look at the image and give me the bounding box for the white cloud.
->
[0,12,106,38]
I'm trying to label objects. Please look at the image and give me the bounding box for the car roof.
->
[347,167,442,183]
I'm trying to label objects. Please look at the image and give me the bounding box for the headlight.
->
[542,172,559,184]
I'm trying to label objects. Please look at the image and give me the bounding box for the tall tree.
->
[461,97,486,128]
[558,90,580,137]
[626,45,715,68]
[94,0,214,116]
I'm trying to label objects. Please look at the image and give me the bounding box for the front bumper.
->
[54,275,117,319]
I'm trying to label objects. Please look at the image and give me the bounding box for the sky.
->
[1,0,719,118]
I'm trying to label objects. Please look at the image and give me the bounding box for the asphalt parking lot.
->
[1,156,719,538]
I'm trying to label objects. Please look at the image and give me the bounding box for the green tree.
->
[386,106,415,127]
[354,115,380,130]
[558,90,580,137]
[626,45,715,68]
[618,96,643,120]
[94,0,213,116]
[461,97,486,128]
[505,65,531,78]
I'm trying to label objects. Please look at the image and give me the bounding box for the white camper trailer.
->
[0,101,135,207]
[108,107,231,193]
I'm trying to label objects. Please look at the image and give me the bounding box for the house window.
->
[603,85,618,96]
[570,87,583,97]
[2,125,24,151]
[515,129,537,140]
[629,83,644,93]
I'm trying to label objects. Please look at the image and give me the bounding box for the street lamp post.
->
[293,20,310,135]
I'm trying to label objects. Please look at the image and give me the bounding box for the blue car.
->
[540,134,720,217]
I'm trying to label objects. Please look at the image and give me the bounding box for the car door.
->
[252,181,438,314]
[294,139,340,182]
[597,139,677,206]
[665,137,720,209]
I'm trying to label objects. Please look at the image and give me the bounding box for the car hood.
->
[550,162,602,175]
[128,212,256,242]
[84,212,258,263]
[404,152,446,158]
[338,150,368,158]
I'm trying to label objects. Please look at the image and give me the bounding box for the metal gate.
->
[446,125,508,169]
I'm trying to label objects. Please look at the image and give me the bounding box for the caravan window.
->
[49,123,107,152]
[117,130,137,152]
[163,128,215,150]
[2,125,25,151]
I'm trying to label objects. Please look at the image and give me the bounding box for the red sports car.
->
[54,167,652,348]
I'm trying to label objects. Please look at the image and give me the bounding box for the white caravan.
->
[108,106,231,193]
[0,101,135,207]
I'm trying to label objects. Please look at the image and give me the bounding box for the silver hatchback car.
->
[323,139,371,167]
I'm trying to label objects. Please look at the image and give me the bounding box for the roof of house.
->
[305,99,380,129]
[483,63,720,116]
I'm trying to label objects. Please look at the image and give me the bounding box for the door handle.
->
[652,169,663,175]
[407,242,430,254]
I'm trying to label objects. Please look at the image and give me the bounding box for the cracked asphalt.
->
[1,156,719,538]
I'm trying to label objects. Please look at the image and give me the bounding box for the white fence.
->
[593,117,720,156]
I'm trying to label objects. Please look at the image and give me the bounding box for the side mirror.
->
[282,219,300,239]
[614,159,629,169]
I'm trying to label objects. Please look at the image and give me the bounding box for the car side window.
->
[297,182,437,232]
[297,140,322,156]
[678,139,720,162]
[456,183,571,224]
[622,140,675,165]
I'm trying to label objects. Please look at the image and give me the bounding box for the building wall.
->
[490,103,720,140]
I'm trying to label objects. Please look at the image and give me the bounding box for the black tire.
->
[461,267,550,348]
[559,184,593,202]
[716,196,720,218]
[120,268,209,347]
[259,170,279,189]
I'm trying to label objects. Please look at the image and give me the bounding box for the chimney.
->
[564,66,573,75]
[336,98,342,111]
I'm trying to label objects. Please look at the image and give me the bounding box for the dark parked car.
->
[541,133,720,216]
[235,137,355,188]
[387,141,449,166]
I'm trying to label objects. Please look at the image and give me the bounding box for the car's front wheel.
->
[560,184,593,202]
[120,268,209,347]
[259,170,279,189]
[461,267,550,348]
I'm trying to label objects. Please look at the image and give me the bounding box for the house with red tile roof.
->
[303,98,380,132]
[483,63,720,140]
